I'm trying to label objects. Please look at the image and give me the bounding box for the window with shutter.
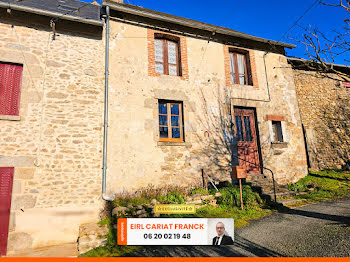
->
[154,37,180,76]
[229,51,252,86]
[0,63,23,116]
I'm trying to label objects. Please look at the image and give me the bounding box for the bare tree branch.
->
[290,1,350,81]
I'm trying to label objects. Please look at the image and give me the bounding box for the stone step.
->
[264,191,299,199]
[246,174,267,182]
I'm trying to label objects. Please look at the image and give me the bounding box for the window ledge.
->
[0,115,21,121]
[157,141,189,147]
[230,83,257,89]
[271,142,288,148]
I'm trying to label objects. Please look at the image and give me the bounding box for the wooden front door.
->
[0,167,14,257]
[234,108,261,174]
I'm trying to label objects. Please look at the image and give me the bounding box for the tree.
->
[294,0,350,81]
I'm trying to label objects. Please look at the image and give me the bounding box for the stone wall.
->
[106,20,308,196]
[293,70,350,170]
[0,16,105,254]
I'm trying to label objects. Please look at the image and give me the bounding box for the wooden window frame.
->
[158,100,184,142]
[229,49,252,86]
[154,34,182,76]
[272,121,284,142]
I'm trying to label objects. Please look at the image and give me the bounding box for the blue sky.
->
[83,0,349,65]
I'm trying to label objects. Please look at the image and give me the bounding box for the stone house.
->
[0,0,309,256]
[289,58,350,171]
[0,0,105,256]
[103,0,308,197]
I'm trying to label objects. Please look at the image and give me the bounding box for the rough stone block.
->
[14,168,35,179]
[112,206,128,216]
[9,212,16,232]
[78,222,108,254]
[12,180,22,194]
[13,195,37,210]
[7,232,33,252]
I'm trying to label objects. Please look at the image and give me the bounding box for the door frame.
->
[233,106,263,174]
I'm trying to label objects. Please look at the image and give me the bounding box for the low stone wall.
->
[77,222,109,254]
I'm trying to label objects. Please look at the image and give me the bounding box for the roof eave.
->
[0,2,104,26]
[288,57,350,70]
[103,1,296,49]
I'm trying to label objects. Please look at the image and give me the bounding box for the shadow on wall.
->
[191,86,273,183]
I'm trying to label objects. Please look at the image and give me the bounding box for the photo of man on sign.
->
[212,221,234,245]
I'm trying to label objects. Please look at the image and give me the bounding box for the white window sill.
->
[0,115,21,121]
[230,83,256,88]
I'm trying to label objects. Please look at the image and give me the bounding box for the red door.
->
[234,108,261,174]
[0,167,14,257]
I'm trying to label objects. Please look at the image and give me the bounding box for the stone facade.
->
[105,18,308,197]
[0,2,312,256]
[292,69,350,170]
[0,13,105,254]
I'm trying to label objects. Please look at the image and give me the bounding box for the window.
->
[272,121,283,142]
[0,63,23,116]
[154,37,181,76]
[158,101,184,142]
[235,115,253,142]
[229,51,252,85]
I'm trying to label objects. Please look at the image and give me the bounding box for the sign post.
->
[232,166,247,210]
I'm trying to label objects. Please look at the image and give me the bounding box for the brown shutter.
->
[245,53,253,86]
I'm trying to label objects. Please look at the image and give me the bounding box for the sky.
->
[81,0,349,65]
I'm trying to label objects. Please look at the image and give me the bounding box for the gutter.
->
[103,1,296,49]
[0,1,103,26]
[101,5,113,201]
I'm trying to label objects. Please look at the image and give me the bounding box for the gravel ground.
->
[127,197,350,257]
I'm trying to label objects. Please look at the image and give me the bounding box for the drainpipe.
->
[102,5,113,201]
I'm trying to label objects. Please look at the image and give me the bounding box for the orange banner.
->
[0,257,349,261]
[117,218,127,245]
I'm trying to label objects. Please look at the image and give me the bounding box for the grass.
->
[288,169,350,203]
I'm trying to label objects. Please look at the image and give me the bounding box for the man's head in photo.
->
[216,222,225,236]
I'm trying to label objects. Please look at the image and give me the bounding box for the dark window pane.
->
[272,121,283,142]
[171,116,179,127]
[171,104,179,115]
[235,116,244,141]
[277,123,283,142]
[159,115,167,126]
[160,126,168,138]
[172,128,180,138]
[159,103,167,114]
[244,116,252,141]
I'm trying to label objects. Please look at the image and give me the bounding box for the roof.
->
[288,57,350,70]
[0,0,103,26]
[103,1,296,49]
